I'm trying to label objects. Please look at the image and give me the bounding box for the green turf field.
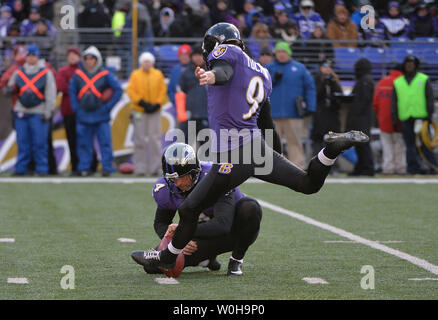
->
[1,179,437,299]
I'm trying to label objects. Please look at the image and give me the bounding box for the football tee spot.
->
[302,277,328,284]
[155,277,179,285]
[118,238,136,243]
[0,238,15,243]
[8,278,28,284]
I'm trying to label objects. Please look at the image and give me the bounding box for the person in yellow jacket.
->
[127,52,167,176]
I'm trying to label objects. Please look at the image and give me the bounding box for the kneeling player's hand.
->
[183,241,197,255]
[165,223,178,238]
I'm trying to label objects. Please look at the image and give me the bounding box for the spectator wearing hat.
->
[69,46,123,177]
[266,41,316,169]
[407,2,438,39]
[258,46,273,66]
[242,7,265,37]
[351,0,371,29]
[391,55,437,174]
[154,6,190,38]
[0,5,15,38]
[346,58,375,176]
[311,59,343,157]
[360,12,390,47]
[20,5,55,37]
[126,51,167,176]
[177,44,209,149]
[327,5,359,48]
[401,0,422,18]
[56,46,96,175]
[380,1,410,38]
[373,65,406,175]
[269,8,301,42]
[210,0,239,29]
[6,44,56,176]
[293,0,325,40]
[168,44,191,111]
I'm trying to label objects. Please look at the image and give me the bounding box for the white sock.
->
[230,256,243,263]
[318,149,337,166]
[168,241,183,255]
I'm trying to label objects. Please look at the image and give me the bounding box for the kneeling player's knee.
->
[237,199,262,224]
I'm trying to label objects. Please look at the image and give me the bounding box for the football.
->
[157,235,185,278]
[117,162,134,174]
[101,87,114,103]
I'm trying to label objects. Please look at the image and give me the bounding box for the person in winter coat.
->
[266,41,316,169]
[56,46,96,175]
[292,0,325,40]
[391,55,437,174]
[327,5,359,48]
[373,65,406,175]
[69,46,123,177]
[346,58,375,176]
[380,1,410,38]
[126,51,167,176]
[6,44,56,176]
[311,59,343,156]
[407,2,438,39]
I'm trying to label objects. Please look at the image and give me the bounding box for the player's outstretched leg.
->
[322,130,370,159]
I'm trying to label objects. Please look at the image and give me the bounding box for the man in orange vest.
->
[6,44,56,175]
[69,46,122,177]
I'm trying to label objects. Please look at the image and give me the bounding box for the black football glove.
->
[138,99,152,111]
[145,104,160,113]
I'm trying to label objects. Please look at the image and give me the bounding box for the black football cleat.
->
[323,130,369,157]
[227,258,243,276]
[131,250,176,270]
[207,257,221,271]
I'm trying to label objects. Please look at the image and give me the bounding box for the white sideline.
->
[256,199,438,275]
[0,177,438,183]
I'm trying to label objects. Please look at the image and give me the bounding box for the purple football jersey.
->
[152,162,245,218]
[207,44,272,152]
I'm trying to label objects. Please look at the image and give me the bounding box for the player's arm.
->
[193,190,235,238]
[153,207,177,239]
[257,98,282,154]
[195,59,234,86]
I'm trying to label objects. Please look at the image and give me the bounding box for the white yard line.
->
[256,198,438,275]
[0,177,438,184]
[7,278,28,284]
[0,238,15,243]
[408,278,438,281]
[302,277,329,284]
[324,240,404,244]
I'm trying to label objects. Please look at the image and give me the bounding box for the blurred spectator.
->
[69,46,123,177]
[168,43,191,135]
[373,65,406,175]
[184,1,211,37]
[401,0,422,18]
[313,0,336,23]
[269,8,299,41]
[210,0,239,28]
[6,44,56,176]
[126,52,167,176]
[307,24,334,65]
[293,0,325,40]
[266,41,316,169]
[346,58,375,176]
[311,59,343,157]
[0,5,15,38]
[11,0,28,22]
[56,46,85,175]
[247,22,274,61]
[258,46,273,66]
[178,44,209,149]
[242,7,265,37]
[327,5,359,48]
[20,5,55,36]
[351,0,371,29]
[380,1,410,38]
[391,55,437,174]
[407,2,438,39]
[111,0,130,37]
[153,6,190,38]
[0,45,27,108]
[360,13,390,47]
[35,0,54,21]
[78,0,111,28]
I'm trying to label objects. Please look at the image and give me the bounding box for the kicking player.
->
[138,22,369,271]
[131,143,262,276]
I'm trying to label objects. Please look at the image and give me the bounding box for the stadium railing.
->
[1,29,437,83]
